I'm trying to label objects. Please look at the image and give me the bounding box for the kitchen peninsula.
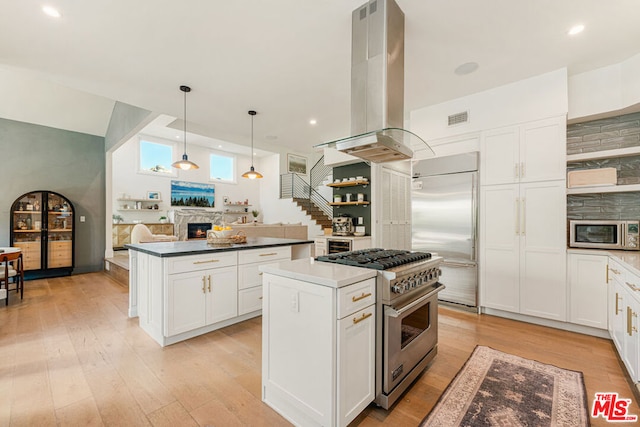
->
[126,237,312,346]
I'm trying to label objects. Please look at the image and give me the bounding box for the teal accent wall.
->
[105,101,154,151]
[0,118,106,273]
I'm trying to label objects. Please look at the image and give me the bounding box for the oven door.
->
[327,238,352,254]
[383,286,440,394]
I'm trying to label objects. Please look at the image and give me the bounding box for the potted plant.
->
[159,216,167,224]
[112,214,123,224]
[251,210,259,223]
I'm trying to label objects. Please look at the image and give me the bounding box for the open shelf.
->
[566,183,640,195]
[329,201,370,206]
[326,179,369,188]
[566,146,640,163]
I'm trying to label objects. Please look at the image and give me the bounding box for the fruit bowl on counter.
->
[207,227,247,246]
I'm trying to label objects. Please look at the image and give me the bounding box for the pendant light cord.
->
[183,87,187,153]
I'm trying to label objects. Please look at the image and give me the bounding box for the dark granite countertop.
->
[125,237,313,257]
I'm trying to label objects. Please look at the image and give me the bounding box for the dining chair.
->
[0,252,24,305]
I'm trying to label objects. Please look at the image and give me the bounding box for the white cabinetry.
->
[480,116,567,321]
[481,117,566,186]
[608,257,640,382]
[237,246,291,315]
[378,167,411,250]
[166,251,238,336]
[568,253,608,329]
[262,273,376,427]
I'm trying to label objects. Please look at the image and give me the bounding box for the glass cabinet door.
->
[12,192,43,270]
[46,193,73,268]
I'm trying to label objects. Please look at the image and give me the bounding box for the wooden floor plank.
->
[1,271,638,426]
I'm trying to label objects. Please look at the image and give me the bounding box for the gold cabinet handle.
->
[606,266,610,283]
[627,306,634,336]
[610,268,620,275]
[259,272,263,276]
[208,275,212,292]
[616,293,622,315]
[352,292,372,302]
[626,282,640,292]
[353,312,372,324]
[202,276,206,293]
[193,259,220,264]
[259,252,278,257]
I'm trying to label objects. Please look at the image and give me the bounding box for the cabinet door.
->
[480,184,520,312]
[206,265,238,325]
[238,286,263,315]
[519,181,566,321]
[569,253,608,328]
[337,305,375,427]
[519,118,566,183]
[379,169,411,250]
[167,271,208,336]
[623,290,640,382]
[611,280,627,355]
[480,126,519,185]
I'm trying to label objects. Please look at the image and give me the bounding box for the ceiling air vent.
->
[448,111,469,126]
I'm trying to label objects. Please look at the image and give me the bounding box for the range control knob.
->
[392,284,405,294]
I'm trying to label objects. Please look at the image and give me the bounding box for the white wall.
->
[112,136,262,224]
[410,68,569,144]
[260,153,323,239]
[568,53,640,120]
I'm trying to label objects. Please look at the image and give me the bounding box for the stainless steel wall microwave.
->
[569,220,639,250]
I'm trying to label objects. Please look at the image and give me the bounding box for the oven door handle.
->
[385,286,443,318]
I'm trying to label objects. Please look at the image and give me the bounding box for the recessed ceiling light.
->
[454,62,479,76]
[218,144,222,148]
[568,24,585,36]
[42,5,62,18]
[309,119,317,125]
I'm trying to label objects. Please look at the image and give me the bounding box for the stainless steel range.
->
[316,248,444,409]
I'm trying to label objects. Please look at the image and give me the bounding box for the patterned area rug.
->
[420,346,590,426]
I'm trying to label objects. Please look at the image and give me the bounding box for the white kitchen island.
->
[126,237,312,346]
[260,258,378,427]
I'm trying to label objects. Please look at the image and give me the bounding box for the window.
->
[139,138,175,175]
[210,153,236,183]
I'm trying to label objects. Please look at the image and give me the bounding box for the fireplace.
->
[187,223,212,239]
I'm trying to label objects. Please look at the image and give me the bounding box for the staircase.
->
[280,156,333,228]
[292,198,332,228]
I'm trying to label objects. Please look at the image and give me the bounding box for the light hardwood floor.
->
[1,272,637,426]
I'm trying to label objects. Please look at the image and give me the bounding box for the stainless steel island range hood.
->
[315,0,434,163]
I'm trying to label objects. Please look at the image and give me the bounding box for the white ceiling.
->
[1,0,640,153]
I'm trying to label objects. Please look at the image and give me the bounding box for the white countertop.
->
[259,257,377,288]
[568,248,640,277]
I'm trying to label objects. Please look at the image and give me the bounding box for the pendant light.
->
[242,110,263,179]
[171,85,199,170]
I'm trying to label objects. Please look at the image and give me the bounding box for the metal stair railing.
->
[310,155,333,189]
[280,173,333,219]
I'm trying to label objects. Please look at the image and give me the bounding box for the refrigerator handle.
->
[471,173,477,262]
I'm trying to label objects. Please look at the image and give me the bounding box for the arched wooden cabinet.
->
[10,191,75,278]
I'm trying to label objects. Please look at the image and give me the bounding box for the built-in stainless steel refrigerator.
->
[412,152,478,307]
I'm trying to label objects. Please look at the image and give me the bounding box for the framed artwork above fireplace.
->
[170,180,215,207]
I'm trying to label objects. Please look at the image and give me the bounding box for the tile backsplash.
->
[567,112,640,220]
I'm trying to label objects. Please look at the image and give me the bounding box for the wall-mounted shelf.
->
[117,198,163,203]
[566,184,640,195]
[117,208,164,212]
[327,179,369,188]
[224,203,252,207]
[566,146,640,163]
[329,201,370,207]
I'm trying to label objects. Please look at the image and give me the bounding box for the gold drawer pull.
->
[616,293,622,315]
[626,282,640,292]
[259,272,263,276]
[193,259,220,264]
[202,276,206,293]
[207,275,212,292]
[353,312,372,324]
[259,252,278,257]
[352,292,372,302]
[610,268,621,274]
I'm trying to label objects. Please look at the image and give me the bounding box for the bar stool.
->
[0,250,24,305]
